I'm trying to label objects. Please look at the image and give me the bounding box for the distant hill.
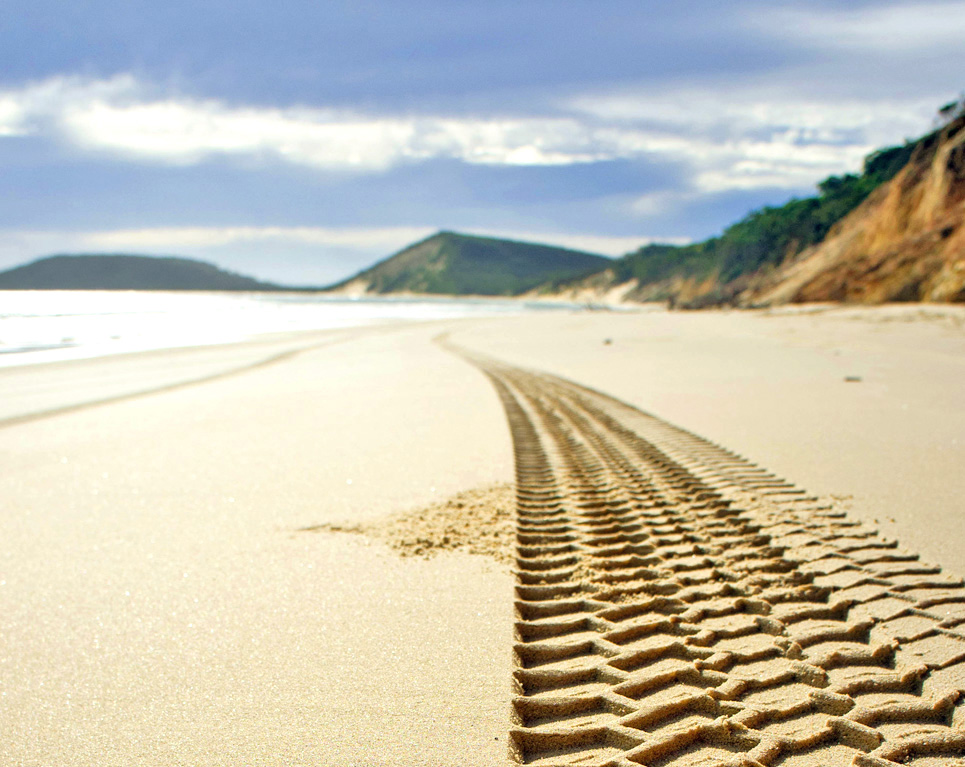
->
[327,231,611,296]
[543,111,957,307]
[0,254,282,291]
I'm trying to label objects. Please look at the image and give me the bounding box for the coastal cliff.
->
[537,112,965,307]
[743,115,965,305]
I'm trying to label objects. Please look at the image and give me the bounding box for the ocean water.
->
[0,290,577,368]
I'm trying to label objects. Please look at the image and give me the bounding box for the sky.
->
[1,0,963,285]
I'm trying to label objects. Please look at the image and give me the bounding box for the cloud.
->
[62,101,420,170]
[629,190,696,217]
[0,74,921,194]
[749,1,965,53]
[568,89,934,145]
[0,96,27,136]
[567,84,942,195]
[78,225,438,251]
[0,76,614,170]
[0,75,140,134]
[0,71,945,206]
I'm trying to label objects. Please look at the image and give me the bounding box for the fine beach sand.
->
[1,306,964,766]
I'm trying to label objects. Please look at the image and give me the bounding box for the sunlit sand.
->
[1,307,963,765]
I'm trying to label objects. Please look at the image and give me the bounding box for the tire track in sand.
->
[449,343,965,767]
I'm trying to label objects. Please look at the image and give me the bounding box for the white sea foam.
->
[0,290,577,368]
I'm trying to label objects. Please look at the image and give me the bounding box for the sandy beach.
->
[2,306,964,766]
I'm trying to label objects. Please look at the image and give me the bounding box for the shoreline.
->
[0,290,589,372]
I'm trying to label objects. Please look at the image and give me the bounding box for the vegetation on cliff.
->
[742,113,965,304]
[606,138,926,306]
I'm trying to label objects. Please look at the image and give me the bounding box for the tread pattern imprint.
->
[449,343,965,767]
